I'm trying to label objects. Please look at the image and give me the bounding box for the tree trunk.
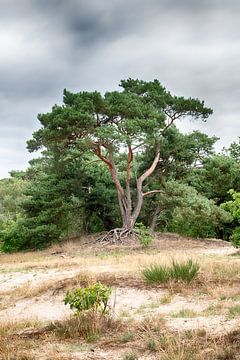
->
[150,204,161,233]
[95,143,161,238]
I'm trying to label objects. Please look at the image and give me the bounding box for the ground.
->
[0,233,240,359]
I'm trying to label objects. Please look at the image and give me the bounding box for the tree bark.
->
[131,146,160,226]
[95,143,161,233]
[150,204,161,233]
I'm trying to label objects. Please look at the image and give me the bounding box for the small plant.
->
[120,332,134,343]
[147,339,157,351]
[228,305,240,319]
[122,352,138,360]
[134,222,153,248]
[142,264,171,283]
[171,309,198,318]
[171,259,200,284]
[160,295,172,305]
[64,282,112,315]
[142,259,199,284]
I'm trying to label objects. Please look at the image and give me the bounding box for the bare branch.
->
[126,145,133,183]
[143,190,165,197]
[137,145,160,186]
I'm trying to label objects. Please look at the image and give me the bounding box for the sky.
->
[0,0,240,178]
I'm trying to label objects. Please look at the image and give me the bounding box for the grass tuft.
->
[122,352,138,360]
[142,259,199,284]
[228,305,240,319]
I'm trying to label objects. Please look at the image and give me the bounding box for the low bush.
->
[134,222,153,247]
[64,282,112,315]
[142,259,199,284]
[231,227,240,248]
[63,283,113,340]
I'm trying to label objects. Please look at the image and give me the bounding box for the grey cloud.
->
[0,0,240,177]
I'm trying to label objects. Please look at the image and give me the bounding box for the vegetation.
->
[0,79,239,250]
[64,283,112,315]
[142,259,200,283]
[134,222,154,247]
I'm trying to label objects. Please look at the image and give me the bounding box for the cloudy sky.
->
[0,0,239,178]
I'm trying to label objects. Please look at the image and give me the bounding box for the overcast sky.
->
[0,0,239,178]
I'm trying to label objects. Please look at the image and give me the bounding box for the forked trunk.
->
[95,143,160,242]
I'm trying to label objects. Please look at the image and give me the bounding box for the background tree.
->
[138,126,218,232]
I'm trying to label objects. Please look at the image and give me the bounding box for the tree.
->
[27,79,212,242]
[221,190,240,247]
[132,127,218,232]
[153,181,231,238]
[187,155,240,205]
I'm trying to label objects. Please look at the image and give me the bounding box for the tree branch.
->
[125,145,133,215]
[137,144,160,186]
[95,144,125,200]
[95,144,113,168]
[143,190,165,197]
[126,145,133,183]
[132,145,160,221]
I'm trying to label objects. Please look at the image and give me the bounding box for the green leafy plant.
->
[64,282,112,315]
[134,222,153,247]
[221,190,240,247]
[230,227,240,248]
[142,259,199,284]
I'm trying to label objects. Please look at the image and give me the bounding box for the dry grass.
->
[0,236,240,359]
[137,325,240,360]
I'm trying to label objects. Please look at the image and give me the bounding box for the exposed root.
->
[95,228,138,244]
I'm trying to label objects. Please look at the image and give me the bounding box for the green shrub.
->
[0,219,60,252]
[134,222,153,247]
[64,283,112,315]
[0,220,26,252]
[231,227,240,248]
[142,260,199,284]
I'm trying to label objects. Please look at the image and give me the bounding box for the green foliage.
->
[64,283,112,316]
[142,260,199,284]
[27,78,212,234]
[144,181,231,238]
[0,219,61,252]
[0,79,220,250]
[0,220,26,252]
[134,222,153,247]
[188,155,240,204]
[231,227,240,248]
[221,190,240,246]
[0,177,28,228]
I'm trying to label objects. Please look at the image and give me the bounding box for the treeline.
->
[0,79,240,251]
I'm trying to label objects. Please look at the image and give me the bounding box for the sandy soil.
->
[0,236,240,359]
